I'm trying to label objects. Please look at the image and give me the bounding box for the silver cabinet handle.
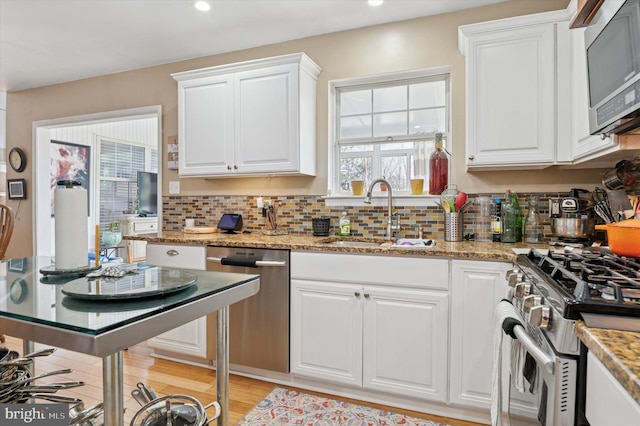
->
[166,250,179,256]
[354,292,361,297]
[233,165,238,170]
[364,293,370,299]
[254,260,286,267]
[206,257,286,267]
[227,165,232,170]
[468,155,475,161]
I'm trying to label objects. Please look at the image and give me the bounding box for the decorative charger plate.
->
[61,268,198,300]
[61,285,198,312]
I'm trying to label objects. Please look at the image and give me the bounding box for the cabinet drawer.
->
[134,221,158,233]
[146,244,206,270]
[291,252,449,290]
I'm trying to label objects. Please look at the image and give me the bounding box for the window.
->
[98,137,157,231]
[330,68,451,196]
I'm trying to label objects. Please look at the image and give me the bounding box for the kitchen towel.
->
[491,295,520,426]
[54,186,88,269]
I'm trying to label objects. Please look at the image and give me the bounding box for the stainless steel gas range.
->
[505,248,640,426]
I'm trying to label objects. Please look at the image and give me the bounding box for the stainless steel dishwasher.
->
[206,246,290,373]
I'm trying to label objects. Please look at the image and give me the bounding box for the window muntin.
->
[333,71,450,195]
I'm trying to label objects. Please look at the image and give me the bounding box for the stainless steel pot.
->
[550,217,596,238]
[130,394,220,426]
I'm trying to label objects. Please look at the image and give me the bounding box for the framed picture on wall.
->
[8,258,27,273]
[7,179,26,200]
[50,140,91,216]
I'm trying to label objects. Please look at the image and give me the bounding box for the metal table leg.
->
[103,351,124,426]
[217,306,229,426]
[23,339,35,375]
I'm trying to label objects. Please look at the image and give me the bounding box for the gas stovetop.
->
[517,248,640,332]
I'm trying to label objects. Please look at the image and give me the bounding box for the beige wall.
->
[7,0,602,257]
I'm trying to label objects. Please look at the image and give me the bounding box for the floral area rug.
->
[236,386,452,426]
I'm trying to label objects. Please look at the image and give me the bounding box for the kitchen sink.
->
[324,240,384,247]
[319,237,435,248]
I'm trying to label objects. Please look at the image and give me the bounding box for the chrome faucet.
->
[364,178,400,238]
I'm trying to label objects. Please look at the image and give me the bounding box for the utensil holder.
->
[445,212,463,242]
[312,218,331,236]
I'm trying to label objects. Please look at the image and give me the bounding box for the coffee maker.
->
[549,188,596,243]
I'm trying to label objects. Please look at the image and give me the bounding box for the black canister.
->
[312,217,331,236]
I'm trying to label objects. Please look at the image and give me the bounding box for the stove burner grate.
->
[521,249,640,320]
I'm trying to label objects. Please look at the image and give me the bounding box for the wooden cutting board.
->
[183,226,218,234]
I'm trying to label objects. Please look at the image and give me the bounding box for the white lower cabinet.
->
[145,243,208,359]
[362,285,448,400]
[586,351,640,426]
[291,252,449,402]
[291,280,363,387]
[450,260,537,420]
[118,216,159,263]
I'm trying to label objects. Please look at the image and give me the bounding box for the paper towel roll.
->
[55,187,88,269]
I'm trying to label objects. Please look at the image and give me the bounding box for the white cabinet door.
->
[459,11,569,169]
[146,243,208,359]
[178,74,234,176]
[586,351,640,426]
[235,63,300,174]
[450,260,537,420]
[290,279,363,386]
[363,286,448,401]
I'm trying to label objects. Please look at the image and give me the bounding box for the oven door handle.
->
[206,257,287,267]
[512,325,555,375]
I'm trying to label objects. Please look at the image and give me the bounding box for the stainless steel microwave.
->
[585,0,640,135]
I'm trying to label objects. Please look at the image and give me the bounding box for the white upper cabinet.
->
[173,53,321,177]
[459,10,572,170]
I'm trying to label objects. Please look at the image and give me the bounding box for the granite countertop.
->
[576,322,640,405]
[126,231,640,405]
[124,230,550,262]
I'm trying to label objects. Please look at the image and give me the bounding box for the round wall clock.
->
[9,147,26,173]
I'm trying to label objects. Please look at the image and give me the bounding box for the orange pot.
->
[595,219,640,258]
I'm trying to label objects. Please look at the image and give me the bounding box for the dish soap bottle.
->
[429,132,448,195]
[338,211,351,236]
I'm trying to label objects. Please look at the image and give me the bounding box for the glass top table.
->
[0,257,260,426]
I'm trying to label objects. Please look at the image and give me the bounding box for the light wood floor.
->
[3,336,484,425]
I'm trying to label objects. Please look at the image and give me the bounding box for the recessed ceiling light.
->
[368,0,383,6]
[194,1,211,12]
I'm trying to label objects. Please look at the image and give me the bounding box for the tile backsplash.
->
[163,192,569,240]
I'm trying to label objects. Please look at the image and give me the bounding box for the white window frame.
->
[327,66,452,207]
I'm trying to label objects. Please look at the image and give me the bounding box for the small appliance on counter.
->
[549,188,598,245]
[217,213,243,234]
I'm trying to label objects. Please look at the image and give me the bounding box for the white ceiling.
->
[0,0,507,92]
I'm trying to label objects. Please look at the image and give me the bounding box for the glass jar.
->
[524,196,542,243]
[501,190,522,243]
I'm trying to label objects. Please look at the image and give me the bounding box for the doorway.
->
[33,106,162,257]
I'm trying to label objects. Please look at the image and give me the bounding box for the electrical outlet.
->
[169,181,180,194]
